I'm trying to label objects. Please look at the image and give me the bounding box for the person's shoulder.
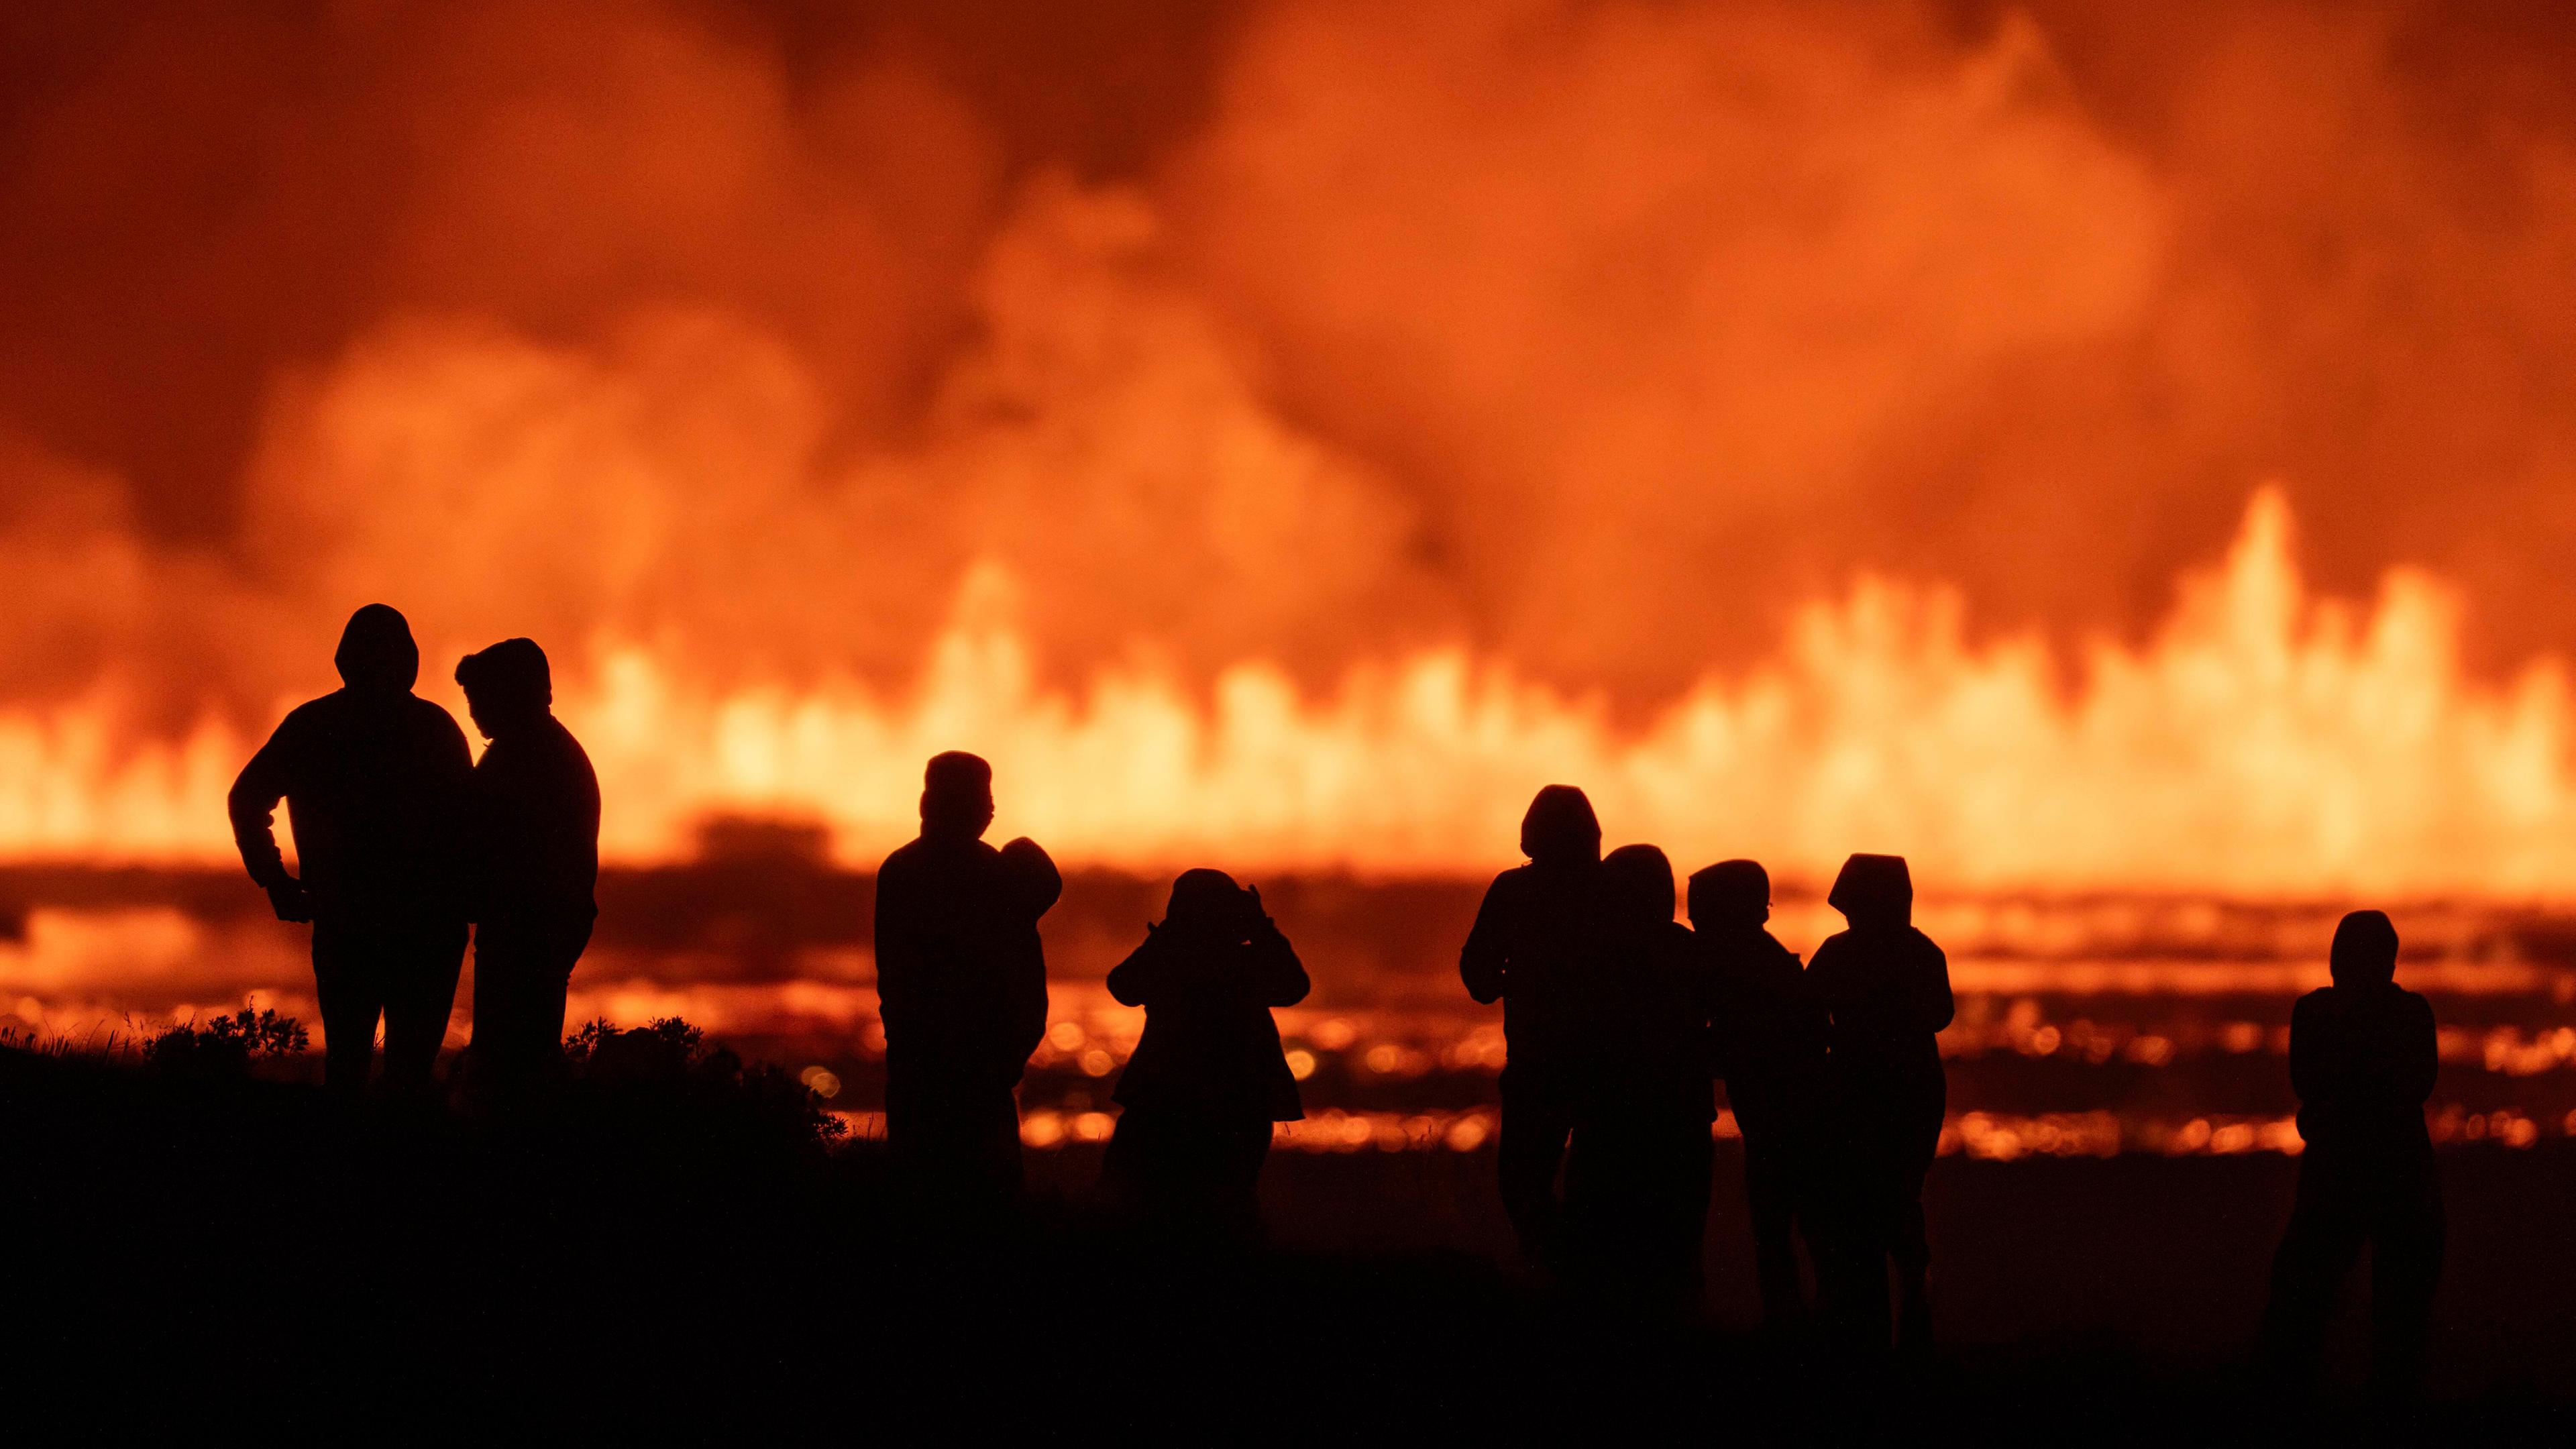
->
[535,716,598,779]
[1759,930,1803,969]
[400,694,469,743]
[2396,987,2435,1021]
[275,692,346,733]
[550,716,596,767]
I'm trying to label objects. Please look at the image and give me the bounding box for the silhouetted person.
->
[1807,853,1951,1358]
[455,639,600,1093]
[1690,859,1825,1328]
[229,605,472,1100]
[873,752,1054,1202]
[1460,784,1605,1269]
[1563,844,1715,1305]
[2260,910,2443,1409]
[1099,871,1309,1233]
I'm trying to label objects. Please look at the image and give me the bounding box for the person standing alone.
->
[873,752,1056,1205]
[455,638,600,1091]
[229,604,472,1100]
[2261,909,2443,1411]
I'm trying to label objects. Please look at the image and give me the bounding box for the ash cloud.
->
[7,0,2576,721]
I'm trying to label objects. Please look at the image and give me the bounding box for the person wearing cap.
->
[1805,853,1952,1357]
[453,637,600,1093]
[228,604,474,1099]
[1689,858,1825,1328]
[1459,784,1607,1270]
[2259,909,2442,1409]
[873,751,1057,1203]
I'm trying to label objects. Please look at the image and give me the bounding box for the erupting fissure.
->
[2,490,2569,896]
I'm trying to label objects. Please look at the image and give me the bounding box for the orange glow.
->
[11,492,2576,896]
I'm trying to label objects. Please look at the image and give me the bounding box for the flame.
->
[5,488,2572,896]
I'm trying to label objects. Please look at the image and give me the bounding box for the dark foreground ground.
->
[3,1041,2569,1442]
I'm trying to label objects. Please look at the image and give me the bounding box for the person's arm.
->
[2397,994,2438,1106]
[1694,937,1730,1081]
[1003,923,1050,1081]
[1106,927,1173,1008]
[871,859,918,1029]
[227,720,310,922]
[1458,873,1515,1004]
[1244,906,1310,1008]
[1915,936,1955,1033]
[2286,994,2322,1106]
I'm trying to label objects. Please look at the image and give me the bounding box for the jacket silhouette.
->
[1459,784,1605,1267]
[873,752,1054,1199]
[1806,853,1951,1356]
[1690,859,1824,1326]
[227,604,472,1098]
[1563,843,1715,1303]
[2261,910,2443,1407]
[455,639,600,1089]
[1099,870,1309,1229]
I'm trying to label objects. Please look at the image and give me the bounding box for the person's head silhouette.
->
[1603,843,1675,930]
[1827,853,1912,929]
[2329,909,2400,989]
[1688,859,1771,931]
[454,637,553,741]
[1520,785,1601,867]
[1162,867,1256,943]
[920,751,995,841]
[999,835,1062,920]
[335,604,420,695]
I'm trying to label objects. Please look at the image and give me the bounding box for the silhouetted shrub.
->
[559,1016,845,1152]
[143,1006,309,1078]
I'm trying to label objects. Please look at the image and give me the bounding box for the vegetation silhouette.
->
[142,1005,311,1079]
[227,604,472,1100]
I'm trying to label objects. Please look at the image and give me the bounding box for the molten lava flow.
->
[3,489,2571,897]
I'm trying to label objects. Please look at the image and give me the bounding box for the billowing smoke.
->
[7,1,2576,761]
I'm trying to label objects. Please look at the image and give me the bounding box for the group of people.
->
[864,761,2447,1395]
[869,751,1310,1230]
[1460,786,1950,1348]
[227,605,602,1101]
[229,606,2448,1397]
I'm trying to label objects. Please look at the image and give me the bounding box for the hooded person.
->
[1097,869,1309,1232]
[1805,853,1952,1358]
[2259,910,2443,1408]
[1562,843,1716,1304]
[453,638,600,1095]
[1458,784,1605,1269]
[229,604,474,1099]
[1689,859,1825,1327]
[873,752,1056,1205]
